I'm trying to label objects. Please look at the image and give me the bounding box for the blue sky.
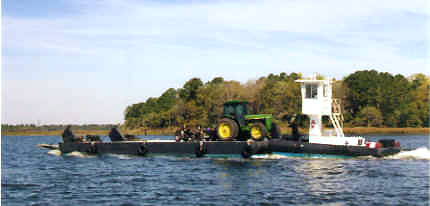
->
[2,0,429,125]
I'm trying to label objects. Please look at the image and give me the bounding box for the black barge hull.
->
[269,139,400,158]
[58,139,400,158]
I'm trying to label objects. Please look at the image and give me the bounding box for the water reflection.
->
[295,160,349,196]
[212,159,275,192]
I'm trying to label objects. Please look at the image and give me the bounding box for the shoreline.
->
[2,127,429,136]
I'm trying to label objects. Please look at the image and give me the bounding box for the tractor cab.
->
[222,100,248,127]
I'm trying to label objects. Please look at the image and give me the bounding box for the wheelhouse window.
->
[305,84,318,99]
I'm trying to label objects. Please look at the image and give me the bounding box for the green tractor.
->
[215,100,281,141]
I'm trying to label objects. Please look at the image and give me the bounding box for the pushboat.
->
[39,77,401,158]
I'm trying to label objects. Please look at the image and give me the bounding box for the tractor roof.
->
[224,100,248,105]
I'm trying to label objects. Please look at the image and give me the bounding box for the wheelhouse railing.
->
[330,99,344,137]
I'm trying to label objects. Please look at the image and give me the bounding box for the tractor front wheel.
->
[216,118,239,141]
[250,123,267,141]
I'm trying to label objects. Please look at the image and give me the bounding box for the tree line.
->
[343,71,429,127]
[124,70,429,129]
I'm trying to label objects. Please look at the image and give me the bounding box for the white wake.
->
[65,151,96,158]
[48,149,62,156]
[385,147,430,160]
[47,149,94,158]
[251,154,289,159]
[106,154,134,159]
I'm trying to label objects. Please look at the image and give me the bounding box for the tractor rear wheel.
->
[250,122,267,141]
[216,118,239,141]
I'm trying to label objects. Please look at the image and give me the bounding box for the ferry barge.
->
[40,77,401,158]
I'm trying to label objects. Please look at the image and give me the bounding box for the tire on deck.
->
[137,144,148,156]
[195,144,206,158]
[87,144,98,154]
[241,145,253,158]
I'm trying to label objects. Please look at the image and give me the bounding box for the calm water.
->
[2,134,429,206]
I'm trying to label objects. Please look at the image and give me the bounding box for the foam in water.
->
[252,152,353,160]
[48,149,62,156]
[385,147,430,160]
[106,154,134,160]
[251,153,289,159]
[66,151,96,158]
[46,150,96,158]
